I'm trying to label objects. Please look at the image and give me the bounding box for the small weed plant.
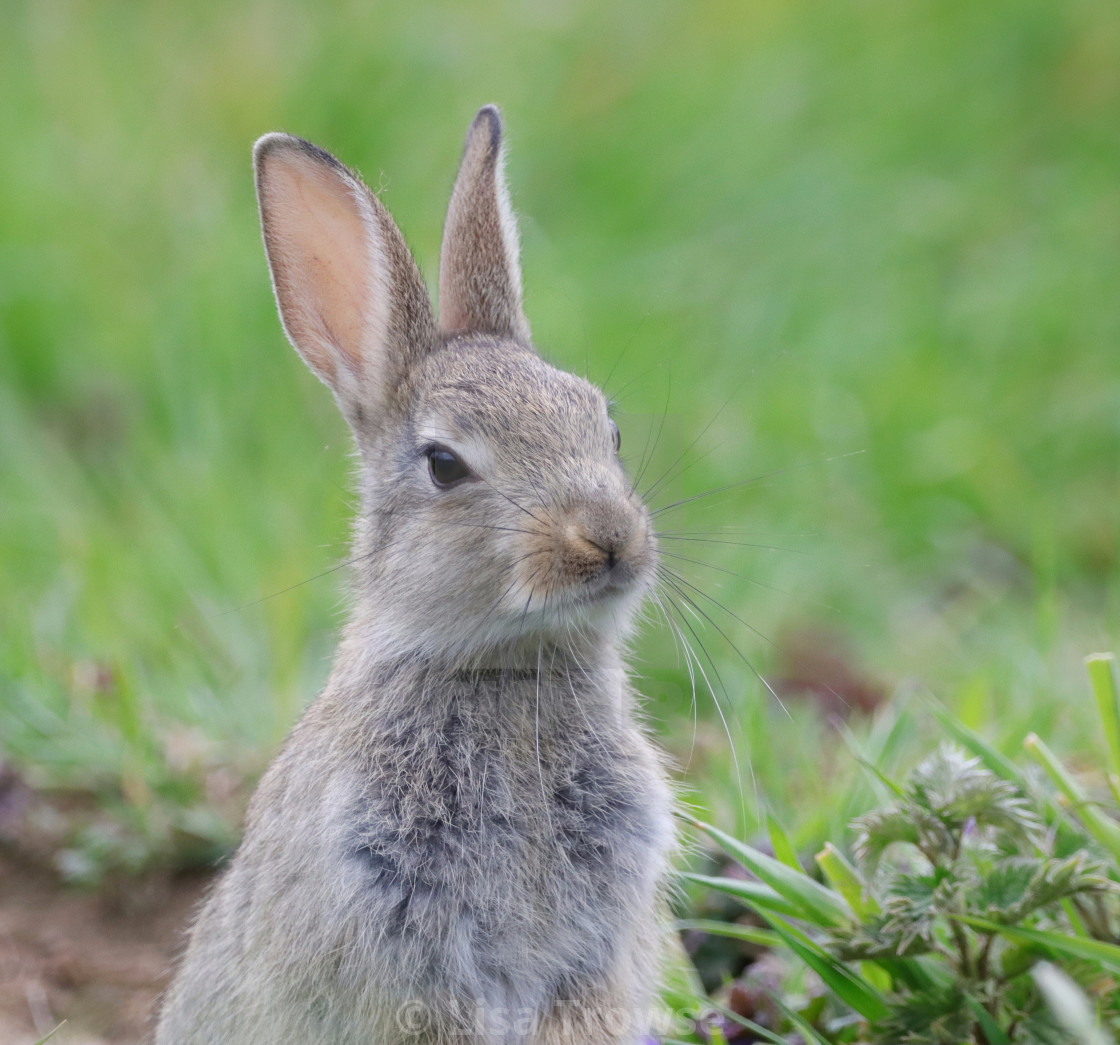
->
[675,654,1120,1044]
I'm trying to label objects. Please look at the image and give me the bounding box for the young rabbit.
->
[155,106,675,1045]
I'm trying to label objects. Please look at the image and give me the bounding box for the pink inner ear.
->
[260,147,373,381]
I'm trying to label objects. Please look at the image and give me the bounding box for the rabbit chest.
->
[334,667,673,1013]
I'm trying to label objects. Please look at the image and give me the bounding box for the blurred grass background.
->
[1,0,1118,877]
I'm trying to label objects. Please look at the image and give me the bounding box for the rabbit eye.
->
[427,447,470,487]
[609,418,621,453]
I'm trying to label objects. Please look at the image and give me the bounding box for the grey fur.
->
[155,107,675,1045]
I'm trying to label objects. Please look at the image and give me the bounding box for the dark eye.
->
[428,447,470,487]
[609,418,621,453]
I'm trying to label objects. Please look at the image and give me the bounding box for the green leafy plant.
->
[834,744,1115,1042]
[677,654,1120,1044]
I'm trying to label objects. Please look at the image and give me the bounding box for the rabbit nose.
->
[582,535,621,570]
[572,500,640,570]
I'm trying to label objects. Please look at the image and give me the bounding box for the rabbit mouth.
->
[572,558,649,608]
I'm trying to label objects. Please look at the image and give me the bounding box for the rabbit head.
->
[254,107,656,664]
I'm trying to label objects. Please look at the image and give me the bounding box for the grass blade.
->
[767,813,803,872]
[956,915,1120,973]
[816,841,880,919]
[686,816,851,927]
[928,702,1027,788]
[32,1027,66,1045]
[1087,653,1120,780]
[681,872,804,919]
[674,918,781,948]
[773,997,832,1045]
[708,1005,791,1045]
[1024,733,1120,864]
[965,997,1012,1045]
[761,914,890,1022]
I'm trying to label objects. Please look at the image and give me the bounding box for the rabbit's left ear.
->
[438,106,530,342]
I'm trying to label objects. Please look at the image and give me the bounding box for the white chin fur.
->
[483,580,648,647]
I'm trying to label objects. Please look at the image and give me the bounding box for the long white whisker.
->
[535,637,553,836]
[659,566,776,650]
[650,450,865,518]
[657,586,750,828]
[649,590,699,771]
[658,568,790,722]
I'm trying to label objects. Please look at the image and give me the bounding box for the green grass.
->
[2,0,1119,874]
[674,673,1120,1042]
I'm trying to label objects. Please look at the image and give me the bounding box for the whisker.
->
[656,528,821,539]
[649,590,699,770]
[641,438,723,504]
[658,569,791,721]
[656,586,750,828]
[658,549,783,587]
[658,534,809,554]
[474,474,549,527]
[601,310,651,395]
[561,624,597,735]
[535,637,554,835]
[432,518,546,538]
[657,549,746,579]
[658,565,776,650]
[454,553,540,654]
[650,450,865,517]
[657,549,838,610]
[639,375,751,504]
[630,375,673,495]
[208,548,374,618]
[212,503,541,619]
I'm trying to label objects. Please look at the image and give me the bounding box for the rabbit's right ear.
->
[254,134,435,429]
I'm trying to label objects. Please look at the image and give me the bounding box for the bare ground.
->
[0,851,211,1045]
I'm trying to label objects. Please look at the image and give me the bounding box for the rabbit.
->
[154,105,676,1045]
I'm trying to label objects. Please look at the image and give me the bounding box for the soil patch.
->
[0,850,211,1045]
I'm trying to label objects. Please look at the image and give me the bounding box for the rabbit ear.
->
[254,134,436,427]
[438,106,531,341]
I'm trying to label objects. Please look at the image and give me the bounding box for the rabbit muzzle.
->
[551,496,653,601]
